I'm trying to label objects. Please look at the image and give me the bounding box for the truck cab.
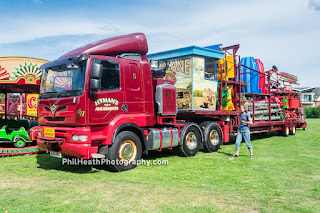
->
[37,33,162,169]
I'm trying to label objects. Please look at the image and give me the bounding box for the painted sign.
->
[26,94,39,116]
[159,57,192,109]
[193,57,218,110]
[94,98,119,111]
[0,57,49,85]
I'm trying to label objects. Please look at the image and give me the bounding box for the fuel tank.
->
[146,128,179,150]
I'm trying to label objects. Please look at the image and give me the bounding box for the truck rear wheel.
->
[283,125,290,137]
[200,122,222,152]
[106,131,142,172]
[289,125,296,135]
[177,125,201,157]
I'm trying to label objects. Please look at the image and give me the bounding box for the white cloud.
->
[32,0,42,4]
[1,0,319,86]
[308,0,320,11]
[0,16,122,45]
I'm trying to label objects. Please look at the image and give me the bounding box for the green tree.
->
[305,106,320,118]
[186,82,192,90]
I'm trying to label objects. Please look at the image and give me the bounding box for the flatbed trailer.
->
[37,33,306,171]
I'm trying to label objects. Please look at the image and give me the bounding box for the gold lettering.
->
[177,59,184,73]
[185,59,190,75]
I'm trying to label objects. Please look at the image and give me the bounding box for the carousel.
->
[0,57,48,156]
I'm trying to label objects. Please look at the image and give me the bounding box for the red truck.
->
[37,33,306,171]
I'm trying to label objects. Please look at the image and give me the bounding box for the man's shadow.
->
[217,131,278,156]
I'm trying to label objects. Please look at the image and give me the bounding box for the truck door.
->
[124,61,143,113]
[88,57,124,125]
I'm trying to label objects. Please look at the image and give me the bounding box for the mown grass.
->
[1,119,319,212]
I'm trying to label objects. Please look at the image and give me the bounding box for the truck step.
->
[91,153,106,158]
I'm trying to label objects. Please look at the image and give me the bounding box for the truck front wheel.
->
[106,131,142,172]
[177,125,201,157]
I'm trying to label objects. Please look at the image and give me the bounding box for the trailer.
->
[37,33,306,171]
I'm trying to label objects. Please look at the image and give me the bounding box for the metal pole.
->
[20,93,22,119]
[238,55,242,126]
[268,71,271,121]
[253,94,255,123]
[4,86,7,126]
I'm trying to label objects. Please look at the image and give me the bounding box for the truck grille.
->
[45,117,65,121]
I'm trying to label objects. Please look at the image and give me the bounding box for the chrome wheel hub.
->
[209,130,220,146]
[185,132,197,150]
[119,140,137,161]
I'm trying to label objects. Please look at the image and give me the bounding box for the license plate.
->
[50,151,62,158]
[44,128,55,138]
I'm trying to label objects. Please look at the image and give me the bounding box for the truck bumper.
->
[37,126,99,159]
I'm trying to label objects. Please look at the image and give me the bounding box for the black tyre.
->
[200,122,223,152]
[289,125,296,135]
[14,139,26,148]
[177,125,201,157]
[283,125,290,137]
[106,131,142,172]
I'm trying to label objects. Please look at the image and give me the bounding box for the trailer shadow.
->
[142,149,180,161]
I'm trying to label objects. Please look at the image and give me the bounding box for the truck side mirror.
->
[89,63,103,98]
[91,63,103,79]
[90,79,101,91]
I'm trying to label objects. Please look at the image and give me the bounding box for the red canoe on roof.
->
[256,59,266,94]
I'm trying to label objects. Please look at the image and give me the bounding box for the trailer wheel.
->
[177,125,201,157]
[283,125,290,137]
[106,131,142,172]
[289,125,296,135]
[200,122,222,152]
[14,139,26,148]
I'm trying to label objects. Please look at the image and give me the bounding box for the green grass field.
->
[1,119,319,212]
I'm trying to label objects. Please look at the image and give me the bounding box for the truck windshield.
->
[39,60,87,99]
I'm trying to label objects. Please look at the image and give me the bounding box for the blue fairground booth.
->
[148,46,225,111]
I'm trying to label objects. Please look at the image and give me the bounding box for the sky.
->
[0,0,319,87]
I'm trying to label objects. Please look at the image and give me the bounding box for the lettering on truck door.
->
[88,58,124,124]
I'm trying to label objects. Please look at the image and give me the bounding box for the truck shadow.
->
[36,131,283,172]
[36,153,100,174]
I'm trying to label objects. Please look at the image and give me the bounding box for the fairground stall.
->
[0,57,48,156]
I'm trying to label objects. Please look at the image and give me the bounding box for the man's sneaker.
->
[250,155,254,159]
[229,155,239,160]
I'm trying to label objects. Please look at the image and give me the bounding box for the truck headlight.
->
[72,135,88,142]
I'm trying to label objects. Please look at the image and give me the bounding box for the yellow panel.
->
[217,55,235,80]
[222,85,235,111]
[226,56,235,79]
